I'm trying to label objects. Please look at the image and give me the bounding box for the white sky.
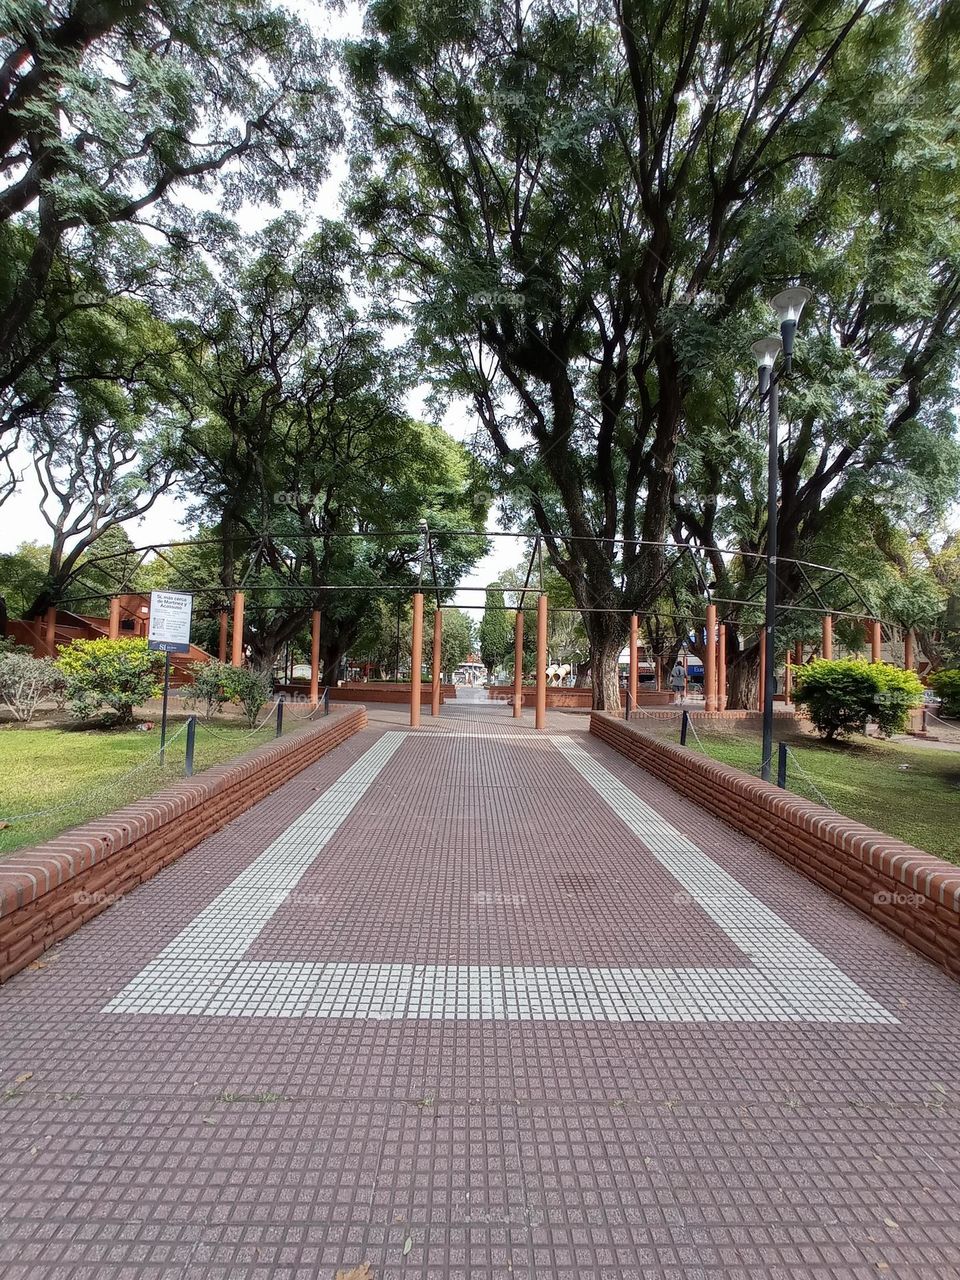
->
[0,0,520,605]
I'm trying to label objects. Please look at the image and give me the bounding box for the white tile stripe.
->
[103,731,896,1024]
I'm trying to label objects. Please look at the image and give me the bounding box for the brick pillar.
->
[535,593,548,731]
[217,610,228,662]
[431,608,442,716]
[410,592,424,729]
[231,591,244,667]
[512,608,524,719]
[44,606,57,657]
[794,641,803,666]
[108,597,121,640]
[904,629,914,671]
[628,614,638,709]
[704,604,717,712]
[309,609,321,708]
[784,650,792,704]
[871,619,882,664]
[821,614,833,660]
[717,622,727,712]
[757,631,766,713]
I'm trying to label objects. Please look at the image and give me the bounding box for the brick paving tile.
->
[0,702,959,1280]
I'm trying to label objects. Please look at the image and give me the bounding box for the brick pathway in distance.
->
[1,702,959,1279]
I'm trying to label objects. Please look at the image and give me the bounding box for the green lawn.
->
[0,711,317,855]
[650,722,960,865]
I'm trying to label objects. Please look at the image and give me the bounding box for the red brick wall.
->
[0,706,367,984]
[591,712,960,978]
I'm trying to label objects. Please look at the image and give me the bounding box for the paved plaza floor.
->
[1,701,959,1279]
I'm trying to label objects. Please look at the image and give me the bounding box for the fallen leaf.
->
[402,1236,412,1256]
[883,1217,899,1230]
[336,1265,374,1280]
[13,1072,32,1085]
[27,961,47,971]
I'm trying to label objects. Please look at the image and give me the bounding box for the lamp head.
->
[770,286,812,372]
[751,335,782,394]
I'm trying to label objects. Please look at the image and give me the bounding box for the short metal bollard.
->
[680,709,689,746]
[323,687,330,716]
[276,695,284,738]
[185,715,197,777]
[777,741,788,788]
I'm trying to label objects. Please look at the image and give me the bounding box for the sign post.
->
[148,590,193,763]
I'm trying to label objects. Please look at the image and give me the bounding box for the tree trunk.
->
[726,644,760,710]
[582,609,628,711]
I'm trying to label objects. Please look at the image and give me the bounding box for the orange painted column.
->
[757,631,766,713]
[108,597,121,640]
[431,608,442,716]
[45,606,57,657]
[794,641,803,666]
[871,619,882,664]
[309,609,321,707]
[628,614,639,710]
[410,592,424,728]
[512,609,524,719]
[704,604,717,712]
[535,593,548,731]
[717,622,727,712]
[784,650,792,704]
[231,591,244,666]
[654,656,663,693]
[904,629,914,671]
[822,614,833,660]
[217,610,228,662]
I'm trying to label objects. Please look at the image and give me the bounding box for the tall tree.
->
[478,585,511,679]
[346,0,890,706]
[0,0,337,435]
[176,217,489,672]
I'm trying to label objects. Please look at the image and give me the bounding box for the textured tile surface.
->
[1,705,959,1279]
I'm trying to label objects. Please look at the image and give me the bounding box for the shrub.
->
[187,659,233,719]
[794,659,923,741]
[56,637,163,724]
[928,668,960,718]
[0,653,66,723]
[222,665,274,727]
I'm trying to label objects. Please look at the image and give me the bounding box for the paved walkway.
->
[1,703,960,1279]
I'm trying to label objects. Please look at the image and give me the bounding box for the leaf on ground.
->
[336,1265,374,1280]
[402,1236,413,1256]
[883,1217,899,1230]
[13,1072,32,1085]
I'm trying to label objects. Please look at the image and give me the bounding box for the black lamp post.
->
[751,286,812,781]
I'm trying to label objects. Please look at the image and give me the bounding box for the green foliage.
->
[187,660,233,720]
[928,669,960,717]
[0,653,65,723]
[220,666,274,728]
[55,637,163,724]
[794,659,923,741]
[0,543,49,617]
[478,588,512,677]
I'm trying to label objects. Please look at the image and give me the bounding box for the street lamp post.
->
[751,286,812,781]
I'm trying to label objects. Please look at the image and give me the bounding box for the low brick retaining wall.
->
[591,712,960,978]
[0,706,367,984]
[277,682,447,706]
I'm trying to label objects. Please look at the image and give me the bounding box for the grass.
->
[0,705,323,856]
[644,719,960,865]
